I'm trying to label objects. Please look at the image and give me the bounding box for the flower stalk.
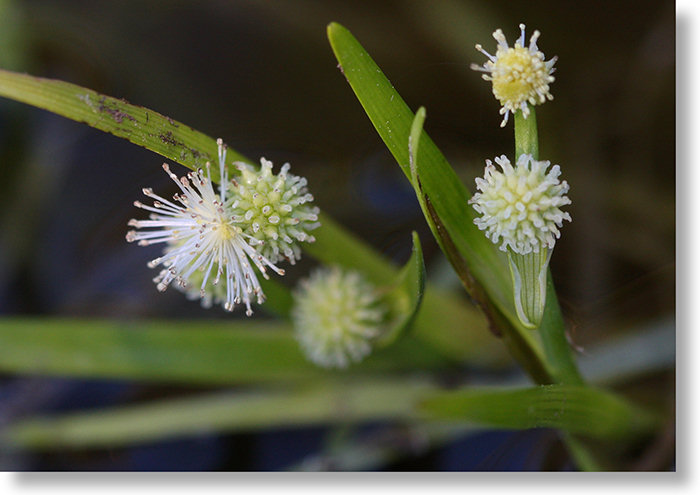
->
[514,106,583,385]
[510,105,545,328]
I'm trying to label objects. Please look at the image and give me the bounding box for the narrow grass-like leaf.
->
[3,378,433,450]
[420,385,660,441]
[376,232,425,347]
[4,380,661,451]
[0,69,249,171]
[327,23,508,308]
[0,319,456,385]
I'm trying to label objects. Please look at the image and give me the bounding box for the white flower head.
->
[292,266,387,369]
[126,139,284,316]
[471,24,557,127]
[469,154,571,255]
[229,158,320,265]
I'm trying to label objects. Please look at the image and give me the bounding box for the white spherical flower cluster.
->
[127,139,319,315]
[471,24,557,127]
[292,266,386,369]
[229,158,320,265]
[469,154,571,255]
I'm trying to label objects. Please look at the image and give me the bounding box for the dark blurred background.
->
[0,0,674,470]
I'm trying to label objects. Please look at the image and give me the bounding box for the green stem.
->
[541,274,584,385]
[515,105,591,470]
[514,106,539,159]
[513,106,583,386]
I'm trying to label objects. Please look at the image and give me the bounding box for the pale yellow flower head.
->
[471,24,557,127]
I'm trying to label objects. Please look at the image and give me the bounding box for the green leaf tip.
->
[408,106,427,186]
[327,21,344,36]
[376,231,426,347]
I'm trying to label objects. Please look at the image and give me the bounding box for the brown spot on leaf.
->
[159,131,183,146]
[98,96,136,124]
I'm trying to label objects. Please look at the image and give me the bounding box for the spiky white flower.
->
[229,158,320,265]
[292,266,386,369]
[471,24,557,127]
[126,139,284,316]
[469,154,571,255]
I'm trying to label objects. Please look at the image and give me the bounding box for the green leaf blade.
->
[0,69,250,173]
[4,378,432,450]
[0,318,452,385]
[420,385,660,442]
